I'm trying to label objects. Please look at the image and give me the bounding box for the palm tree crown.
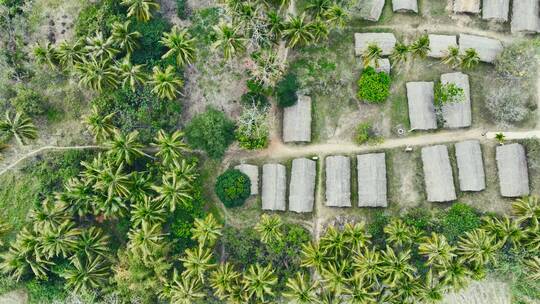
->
[0,111,38,146]
[161,26,197,66]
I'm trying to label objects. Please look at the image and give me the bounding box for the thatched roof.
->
[356,0,386,21]
[325,156,351,207]
[234,164,259,195]
[355,33,397,56]
[511,0,540,33]
[441,72,471,128]
[369,58,391,74]
[406,82,437,130]
[283,95,312,143]
[421,145,457,202]
[357,153,387,207]
[454,0,480,13]
[428,34,458,58]
[455,140,485,191]
[289,158,316,213]
[392,0,418,12]
[496,144,530,197]
[459,34,503,63]
[482,0,510,21]
[262,164,287,211]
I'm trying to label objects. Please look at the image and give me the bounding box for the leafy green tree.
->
[84,32,119,60]
[115,58,147,92]
[191,213,222,247]
[460,48,480,69]
[210,262,240,300]
[212,23,246,60]
[106,130,145,165]
[254,214,283,244]
[152,173,193,212]
[275,72,299,107]
[357,67,391,103]
[283,272,320,304]
[283,14,315,48]
[410,34,430,59]
[121,0,160,22]
[111,21,141,54]
[179,245,216,282]
[242,263,278,302]
[150,65,184,100]
[0,111,38,146]
[151,129,190,166]
[440,203,481,242]
[130,195,166,227]
[76,57,118,92]
[62,256,110,293]
[185,108,236,158]
[84,106,117,143]
[161,25,196,66]
[214,169,251,208]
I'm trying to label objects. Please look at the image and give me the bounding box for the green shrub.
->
[241,91,269,108]
[130,17,172,65]
[185,108,236,159]
[25,279,66,303]
[75,0,125,37]
[176,0,188,19]
[439,203,481,242]
[214,169,251,208]
[368,211,389,246]
[188,7,221,46]
[275,73,299,108]
[9,86,46,116]
[357,67,391,103]
[235,107,269,150]
[434,82,465,106]
[355,122,372,144]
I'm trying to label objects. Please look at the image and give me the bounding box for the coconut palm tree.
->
[418,232,456,268]
[62,256,109,293]
[56,40,83,68]
[191,214,222,247]
[150,65,184,100]
[121,0,160,22]
[127,221,165,261]
[320,226,347,258]
[512,196,539,225]
[111,21,141,54]
[84,106,117,143]
[457,229,501,266]
[381,246,416,286]
[106,130,145,165]
[309,19,329,42]
[305,0,331,18]
[73,227,110,261]
[115,58,147,92]
[384,219,419,248]
[152,129,190,166]
[210,262,240,300]
[266,10,284,41]
[0,221,10,247]
[321,261,351,296]
[283,14,315,48]
[440,259,471,290]
[460,48,480,69]
[152,173,193,212]
[343,222,371,252]
[59,177,96,217]
[254,214,283,244]
[441,46,460,68]
[129,171,153,203]
[525,223,540,252]
[33,42,57,67]
[94,194,128,219]
[94,162,132,200]
[212,23,246,60]
[409,34,430,59]
[75,57,118,92]
[242,263,278,302]
[0,111,38,146]
[300,241,326,271]
[180,245,216,282]
[352,247,384,283]
[283,272,320,304]
[38,220,81,259]
[85,32,119,60]
[29,200,70,231]
[165,270,206,304]
[168,158,198,182]
[324,4,348,29]
[161,26,197,66]
[482,216,525,249]
[362,43,383,68]
[396,276,424,303]
[390,42,409,66]
[494,132,505,145]
[423,269,445,303]
[346,276,377,304]
[130,195,166,227]
[524,257,540,280]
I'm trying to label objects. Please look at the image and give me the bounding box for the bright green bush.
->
[9,86,46,116]
[75,0,125,37]
[130,17,172,65]
[357,67,391,103]
[275,73,299,108]
[355,122,372,144]
[214,169,251,208]
[439,203,481,242]
[185,108,236,159]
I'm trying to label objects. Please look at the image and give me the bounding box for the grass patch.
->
[0,173,40,240]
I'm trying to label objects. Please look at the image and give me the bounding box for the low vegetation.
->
[357,67,391,103]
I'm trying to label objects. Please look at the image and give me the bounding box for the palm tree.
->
[384,219,418,248]
[440,259,471,290]
[129,171,153,202]
[210,262,240,300]
[460,48,480,69]
[300,241,326,271]
[94,162,132,200]
[324,4,348,29]
[362,43,383,68]
[179,245,216,282]
[409,34,430,59]
[73,227,110,261]
[441,46,460,68]
[127,221,165,261]
[343,222,371,252]
[283,272,320,304]
[283,14,315,48]
[524,257,540,280]
[242,263,278,302]
[106,130,145,165]
[150,65,184,100]
[512,196,539,225]
[422,269,445,303]
[305,0,331,18]
[115,58,147,92]
[254,214,283,244]
[482,216,525,249]
[33,42,57,67]
[168,158,198,182]
[29,200,70,231]
[191,213,222,247]
[0,220,10,247]
[320,226,347,258]
[524,223,540,252]
[75,57,118,92]
[38,220,81,259]
[60,177,95,217]
[309,19,329,42]
[266,10,284,41]
[164,270,206,304]
[84,106,117,143]
[161,26,197,66]
[321,261,351,296]
[130,195,166,227]
[152,173,193,212]
[62,256,109,293]
[381,246,416,286]
[418,232,456,268]
[457,229,501,266]
[346,276,377,304]
[390,42,409,66]
[94,194,128,219]
[352,247,384,283]
[0,111,38,146]
[212,23,246,60]
[495,132,505,145]
[111,21,141,54]
[56,40,83,68]
[121,0,160,22]
[152,129,190,166]
[85,32,119,60]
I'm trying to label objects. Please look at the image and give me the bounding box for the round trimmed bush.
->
[357,67,391,103]
[215,169,251,208]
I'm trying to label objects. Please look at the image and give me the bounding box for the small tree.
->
[434,83,465,106]
[236,106,270,150]
[275,73,299,108]
[357,67,391,104]
[460,48,480,69]
[495,133,505,145]
[441,46,460,68]
[410,35,430,59]
[215,169,251,208]
[185,108,236,159]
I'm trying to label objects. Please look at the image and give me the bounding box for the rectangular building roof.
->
[357,153,387,207]
[262,164,287,211]
[459,34,503,63]
[356,0,386,21]
[496,143,530,197]
[482,0,510,22]
[421,145,457,202]
[428,34,458,58]
[289,158,316,213]
[455,140,486,191]
[392,0,418,12]
[511,0,540,33]
[441,72,472,128]
[406,82,437,130]
[454,0,481,13]
[325,156,351,207]
[283,95,312,143]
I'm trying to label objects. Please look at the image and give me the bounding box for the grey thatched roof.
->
[234,164,259,195]
[441,72,471,128]
[392,0,418,12]
[496,144,530,197]
[511,0,540,33]
[369,58,391,74]
[455,140,485,191]
[262,164,286,211]
[325,156,351,207]
[355,33,397,56]
[283,95,312,143]
[421,145,457,202]
[406,82,437,130]
[289,158,316,213]
[356,0,386,21]
[482,0,510,21]
[459,34,503,63]
[357,153,387,207]
[454,0,480,13]
[428,34,458,58]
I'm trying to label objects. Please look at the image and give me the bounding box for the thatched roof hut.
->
[421,145,457,202]
[355,33,397,56]
[234,164,259,195]
[511,0,540,33]
[357,0,386,21]
[283,95,312,143]
[441,72,471,128]
[289,158,316,213]
[459,34,503,63]
[357,153,387,207]
[262,164,287,211]
[482,0,510,22]
[392,0,418,12]
[369,58,391,74]
[325,156,351,207]
[428,34,458,58]
[454,0,480,13]
[406,82,437,130]
[455,140,485,191]
[496,143,530,197]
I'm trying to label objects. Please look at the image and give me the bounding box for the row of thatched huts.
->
[357,0,419,22]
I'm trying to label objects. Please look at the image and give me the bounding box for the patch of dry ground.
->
[442,278,511,304]
[0,290,27,304]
